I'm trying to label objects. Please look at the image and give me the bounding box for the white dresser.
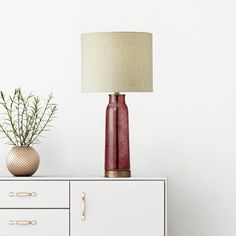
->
[0,177,167,236]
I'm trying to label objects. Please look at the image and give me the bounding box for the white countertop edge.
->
[0,176,167,181]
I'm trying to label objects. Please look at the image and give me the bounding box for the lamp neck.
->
[109,94,125,103]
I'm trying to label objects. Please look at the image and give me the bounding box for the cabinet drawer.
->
[0,209,69,236]
[0,181,69,208]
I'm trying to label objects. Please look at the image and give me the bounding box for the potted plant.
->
[0,88,57,176]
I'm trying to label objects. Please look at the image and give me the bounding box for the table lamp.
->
[81,32,153,177]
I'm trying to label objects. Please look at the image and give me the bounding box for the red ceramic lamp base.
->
[105,94,131,178]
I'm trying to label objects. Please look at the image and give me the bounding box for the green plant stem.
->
[28,108,56,146]
[0,124,17,146]
[20,94,32,145]
[16,94,23,145]
[26,98,49,145]
[7,95,20,145]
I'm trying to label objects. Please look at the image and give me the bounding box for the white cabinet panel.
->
[71,180,165,236]
[0,181,69,208]
[0,209,69,236]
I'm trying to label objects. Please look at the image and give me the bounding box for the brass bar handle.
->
[9,220,37,225]
[9,192,37,197]
[81,192,86,221]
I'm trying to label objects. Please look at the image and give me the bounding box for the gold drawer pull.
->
[9,220,37,225]
[9,192,37,197]
[81,192,86,221]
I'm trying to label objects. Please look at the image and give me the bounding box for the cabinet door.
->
[71,181,165,236]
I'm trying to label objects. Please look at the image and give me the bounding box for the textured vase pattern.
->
[6,147,40,176]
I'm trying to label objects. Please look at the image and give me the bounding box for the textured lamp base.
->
[105,170,131,178]
[105,94,131,178]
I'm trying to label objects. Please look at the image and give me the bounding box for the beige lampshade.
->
[81,32,153,92]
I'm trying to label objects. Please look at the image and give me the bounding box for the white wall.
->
[0,0,235,235]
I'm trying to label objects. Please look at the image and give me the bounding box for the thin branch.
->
[28,105,57,146]
[0,124,17,146]
[3,91,19,145]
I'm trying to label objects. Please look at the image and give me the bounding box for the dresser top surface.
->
[0,176,167,181]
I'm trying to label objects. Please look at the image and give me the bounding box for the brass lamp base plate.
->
[105,170,131,178]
